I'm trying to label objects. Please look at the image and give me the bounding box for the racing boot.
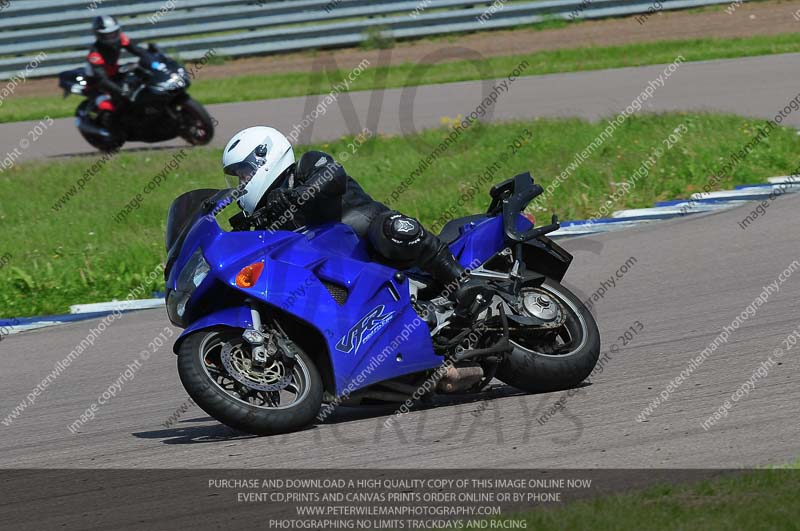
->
[423,245,494,320]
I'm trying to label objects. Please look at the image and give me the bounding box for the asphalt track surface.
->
[3,52,800,162]
[2,191,799,469]
[2,52,800,470]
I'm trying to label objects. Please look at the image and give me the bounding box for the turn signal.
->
[235,262,264,288]
[522,212,536,225]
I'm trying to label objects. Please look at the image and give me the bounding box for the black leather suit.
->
[260,151,465,285]
[87,33,147,100]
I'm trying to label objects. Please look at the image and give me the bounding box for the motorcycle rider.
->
[86,15,147,119]
[222,126,492,316]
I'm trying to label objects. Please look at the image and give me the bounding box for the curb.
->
[1,298,165,336]
[69,298,164,315]
[549,176,799,238]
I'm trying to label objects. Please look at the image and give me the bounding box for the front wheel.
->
[177,327,323,435]
[496,277,600,393]
[176,97,214,145]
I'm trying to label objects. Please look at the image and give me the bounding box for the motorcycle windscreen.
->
[165,189,223,252]
[164,188,232,281]
[164,188,230,279]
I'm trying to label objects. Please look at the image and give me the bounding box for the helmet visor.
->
[223,151,263,188]
[97,29,120,44]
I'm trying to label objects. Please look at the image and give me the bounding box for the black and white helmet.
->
[222,127,295,216]
[92,15,121,45]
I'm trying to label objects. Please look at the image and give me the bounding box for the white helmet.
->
[222,126,295,215]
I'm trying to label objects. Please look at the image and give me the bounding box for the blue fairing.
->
[445,214,532,269]
[168,209,526,396]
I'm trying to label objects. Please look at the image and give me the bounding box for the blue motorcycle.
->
[164,173,600,435]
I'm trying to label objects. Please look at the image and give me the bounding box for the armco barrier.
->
[0,0,743,80]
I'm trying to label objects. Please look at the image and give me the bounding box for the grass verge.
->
[469,465,800,530]
[1,112,798,317]
[2,32,800,124]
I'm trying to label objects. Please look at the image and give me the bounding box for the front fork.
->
[241,303,269,365]
[241,301,294,368]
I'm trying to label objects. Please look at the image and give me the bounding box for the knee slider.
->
[383,213,424,246]
[369,211,427,264]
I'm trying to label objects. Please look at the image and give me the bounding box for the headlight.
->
[170,248,210,320]
[178,67,191,84]
[170,73,186,88]
[178,248,210,291]
[153,74,184,92]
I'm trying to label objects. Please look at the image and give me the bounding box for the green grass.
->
[3,32,800,124]
[468,466,800,530]
[1,112,799,317]
[774,457,800,469]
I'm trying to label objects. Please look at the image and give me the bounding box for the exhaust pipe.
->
[436,364,484,394]
[76,117,112,138]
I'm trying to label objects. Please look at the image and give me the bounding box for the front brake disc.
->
[220,342,293,392]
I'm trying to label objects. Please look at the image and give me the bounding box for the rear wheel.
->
[176,98,214,145]
[177,327,323,435]
[496,277,600,392]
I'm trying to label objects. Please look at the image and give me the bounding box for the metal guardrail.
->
[0,0,741,81]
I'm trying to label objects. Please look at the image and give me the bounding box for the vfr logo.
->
[336,305,396,354]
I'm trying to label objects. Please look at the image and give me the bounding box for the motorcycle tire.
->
[177,97,214,146]
[177,326,323,435]
[496,277,601,393]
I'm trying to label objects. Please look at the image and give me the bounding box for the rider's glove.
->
[265,188,296,218]
[262,188,306,230]
[229,211,250,231]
